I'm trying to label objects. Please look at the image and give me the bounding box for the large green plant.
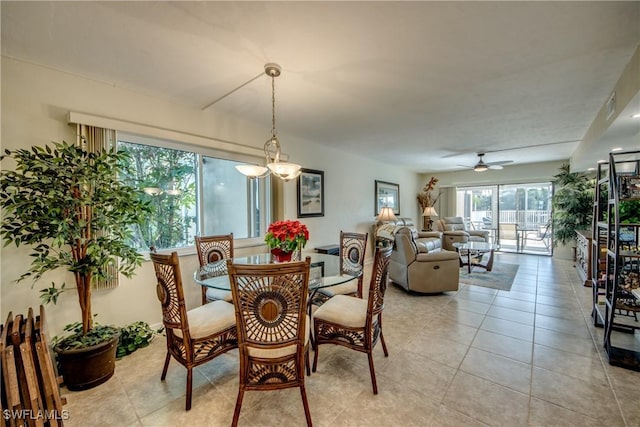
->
[552,163,594,246]
[0,142,151,335]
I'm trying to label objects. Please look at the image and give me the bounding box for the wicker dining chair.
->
[317,231,368,301]
[150,250,238,410]
[227,257,313,427]
[195,233,234,304]
[312,245,392,394]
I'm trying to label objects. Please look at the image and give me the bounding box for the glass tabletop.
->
[194,253,357,291]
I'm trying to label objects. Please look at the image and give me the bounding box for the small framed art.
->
[297,169,324,218]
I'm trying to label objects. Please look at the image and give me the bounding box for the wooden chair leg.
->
[185,367,193,411]
[232,388,245,427]
[379,330,389,357]
[312,341,320,373]
[305,348,311,376]
[300,385,313,427]
[161,351,171,380]
[367,352,378,395]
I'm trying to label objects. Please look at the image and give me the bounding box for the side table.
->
[314,244,339,256]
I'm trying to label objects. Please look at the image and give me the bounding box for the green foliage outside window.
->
[118,142,197,250]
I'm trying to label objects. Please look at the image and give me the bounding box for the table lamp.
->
[422,206,438,231]
[377,207,397,222]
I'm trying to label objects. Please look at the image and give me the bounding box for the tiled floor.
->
[63,253,640,426]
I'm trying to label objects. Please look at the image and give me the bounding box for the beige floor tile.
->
[64,376,139,426]
[443,371,529,426]
[446,298,492,315]
[534,313,592,338]
[492,295,536,312]
[531,367,623,423]
[378,350,457,403]
[459,347,531,394]
[534,301,586,321]
[497,289,537,302]
[532,344,608,387]
[437,305,486,328]
[486,304,535,325]
[59,255,640,426]
[528,397,603,427]
[533,327,599,357]
[471,329,533,364]
[480,316,534,341]
[405,333,470,369]
[418,318,480,346]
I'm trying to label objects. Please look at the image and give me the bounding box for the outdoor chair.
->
[195,233,234,304]
[312,246,392,394]
[499,223,521,252]
[227,257,313,427]
[149,250,238,411]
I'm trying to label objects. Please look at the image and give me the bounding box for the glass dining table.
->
[193,253,358,306]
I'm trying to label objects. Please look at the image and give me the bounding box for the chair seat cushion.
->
[174,300,236,339]
[314,295,368,328]
[317,277,358,297]
[205,287,233,302]
[247,315,310,359]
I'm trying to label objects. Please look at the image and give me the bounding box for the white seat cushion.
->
[205,287,233,302]
[174,300,236,339]
[247,315,310,359]
[317,277,358,297]
[313,295,368,328]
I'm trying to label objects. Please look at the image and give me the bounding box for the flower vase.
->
[271,248,293,263]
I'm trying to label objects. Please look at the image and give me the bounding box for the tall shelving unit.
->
[591,150,640,371]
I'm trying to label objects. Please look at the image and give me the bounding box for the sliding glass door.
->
[457,182,553,255]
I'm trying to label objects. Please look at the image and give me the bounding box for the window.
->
[456,182,552,255]
[118,133,271,251]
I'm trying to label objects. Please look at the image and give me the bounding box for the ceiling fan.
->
[458,153,514,172]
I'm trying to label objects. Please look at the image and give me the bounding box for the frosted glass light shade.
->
[235,164,269,178]
[267,162,302,181]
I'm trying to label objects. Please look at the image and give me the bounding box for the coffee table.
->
[452,241,499,273]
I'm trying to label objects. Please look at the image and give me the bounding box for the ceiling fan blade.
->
[486,160,513,166]
[457,164,474,168]
[488,165,504,170]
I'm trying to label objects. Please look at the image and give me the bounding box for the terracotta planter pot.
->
[55,334,119,391]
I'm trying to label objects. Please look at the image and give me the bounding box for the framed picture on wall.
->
[375,180,400,215]
[297,168,324,217]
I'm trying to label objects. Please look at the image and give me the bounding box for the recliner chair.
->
[388,227,460,293]
[437,217,490,251]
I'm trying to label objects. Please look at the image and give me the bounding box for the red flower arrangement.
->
[265,220,309,253]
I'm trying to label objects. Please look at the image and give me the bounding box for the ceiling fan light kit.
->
[461,153,513,172]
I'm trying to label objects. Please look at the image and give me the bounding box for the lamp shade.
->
[235,164,269,178]
[422,206,438,217]
[377,207,397,222]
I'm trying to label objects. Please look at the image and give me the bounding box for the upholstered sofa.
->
[387,227,460,294]
[437,216,490,251]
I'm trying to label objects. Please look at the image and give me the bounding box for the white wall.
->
[1,58,420,335]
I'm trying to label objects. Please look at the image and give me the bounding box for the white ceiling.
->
[2,1,639,172]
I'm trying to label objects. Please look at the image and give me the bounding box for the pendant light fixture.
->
[235,63,302,182]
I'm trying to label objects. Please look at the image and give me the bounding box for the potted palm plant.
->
[552,163,594,247]
[0,141,151,390]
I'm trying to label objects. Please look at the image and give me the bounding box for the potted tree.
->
[552,163,594,247]
[0,141,151,390]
